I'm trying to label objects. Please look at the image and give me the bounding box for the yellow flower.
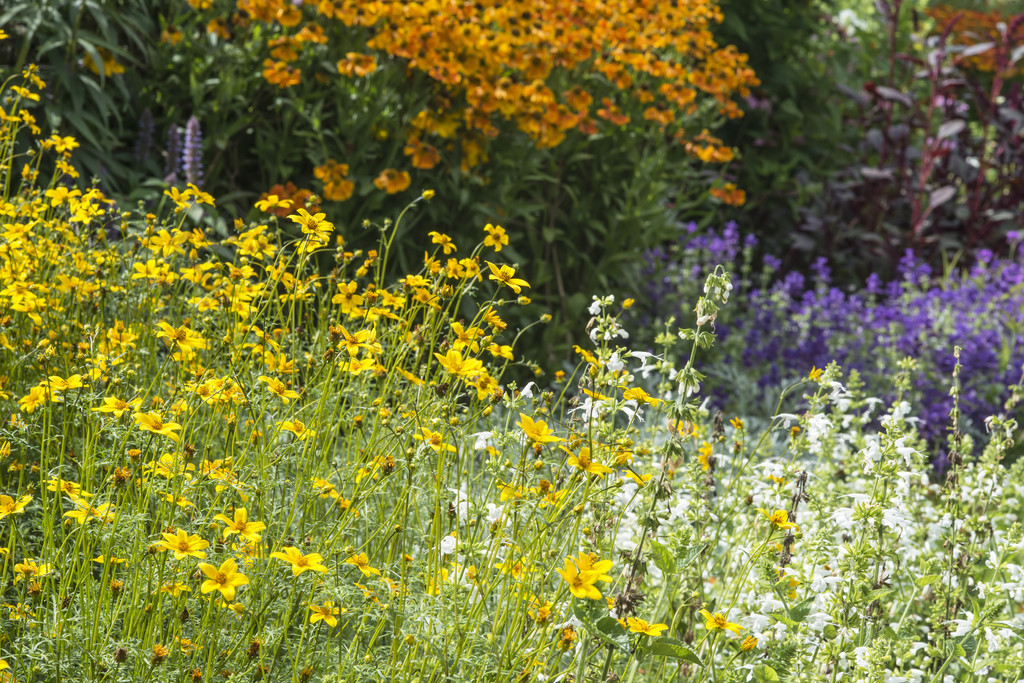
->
[756,508,798,531]
[413,427,457,453]
[255,194,293,212]
[434,349,485,379]
[13,558,52,582]
[428,231,457,254]
[161,581,191,596]
[157,529,210,560]
[288,208,334,242]
[258,375,300,403]
[213,508,266,543]
[483,223,508,252]
[741,635,758,650]
[198,558,249,601]
[63,501,115,525]
[564,446,614,477]
[270,546,329,576]
[0,494,32,520]
[808,366,823,382]
[309,600,341,627]
[485,261,530,294]
[625,617,668,637]
[92,395,140,418]
[517,413,563,445]
[697,441,713,472]
[699,608,743,634]
[133,411,182,442]
[555,556,606,600]
[622,387,662,406]
[279,419,316,441]
[344,552,381,577]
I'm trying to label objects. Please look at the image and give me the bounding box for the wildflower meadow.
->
[1,1,1024,682]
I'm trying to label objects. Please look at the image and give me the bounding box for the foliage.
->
[790,0,1024,279]
[0,0,158,189]
[709,0,852,238]
[2,0,763,363]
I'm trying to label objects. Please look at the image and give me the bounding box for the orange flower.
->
[337,53,378,77]
[373,169,411,194]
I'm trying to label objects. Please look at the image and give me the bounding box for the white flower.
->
[439,534,457,555]
[519,381,536,399]
[606,352,624,373]
[470,431,493,450]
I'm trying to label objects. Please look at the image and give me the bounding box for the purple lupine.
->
[182,115,204,187]
[164,125,181,184]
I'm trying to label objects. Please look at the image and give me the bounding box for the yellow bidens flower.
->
[198,558,249,601]
[699,608,743,634]
[517,413,563,445]
[289,208,334,245]
[756,508,798,531]
[133,411,182,442]
[14,558,53,582]
[270,546,329,576]
[258,375,300,403]
[428,231,456,254]
[0,494,32,520]
[309,600,341,627]
[564,446,614,477]
[213,508,266,543]
[413,427,457,453]
[483,223,508,252]
[625,617,669,637]
[485,261,530,294]
[555,553,612,600]
[279,419,316,441]
[344,552,381,577]
[157,529,210,560]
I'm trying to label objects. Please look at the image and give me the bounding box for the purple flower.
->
[182,115,204,187]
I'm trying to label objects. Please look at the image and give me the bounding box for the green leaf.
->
[952,642,967,658]
[769,611,798,628]
[752,664,781,682]
[822,624,838,640]
[649,539,676,575]
[648,637,703,667]
[915,574,941,588]
[675,543,707,569]
[788,598,813,624]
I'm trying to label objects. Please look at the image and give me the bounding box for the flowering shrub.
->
[5,65,1024,683]
[636,223,1024,455]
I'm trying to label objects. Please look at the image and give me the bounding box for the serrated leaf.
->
[915,574,941,588]
[788,598,813,624]
[752,664,781,682]
[648,637,703,666]
[952,642,967,658]
[675,543,707,568]
[649,539,676,574]
[865,588,894,602]
[822,624,838,640]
